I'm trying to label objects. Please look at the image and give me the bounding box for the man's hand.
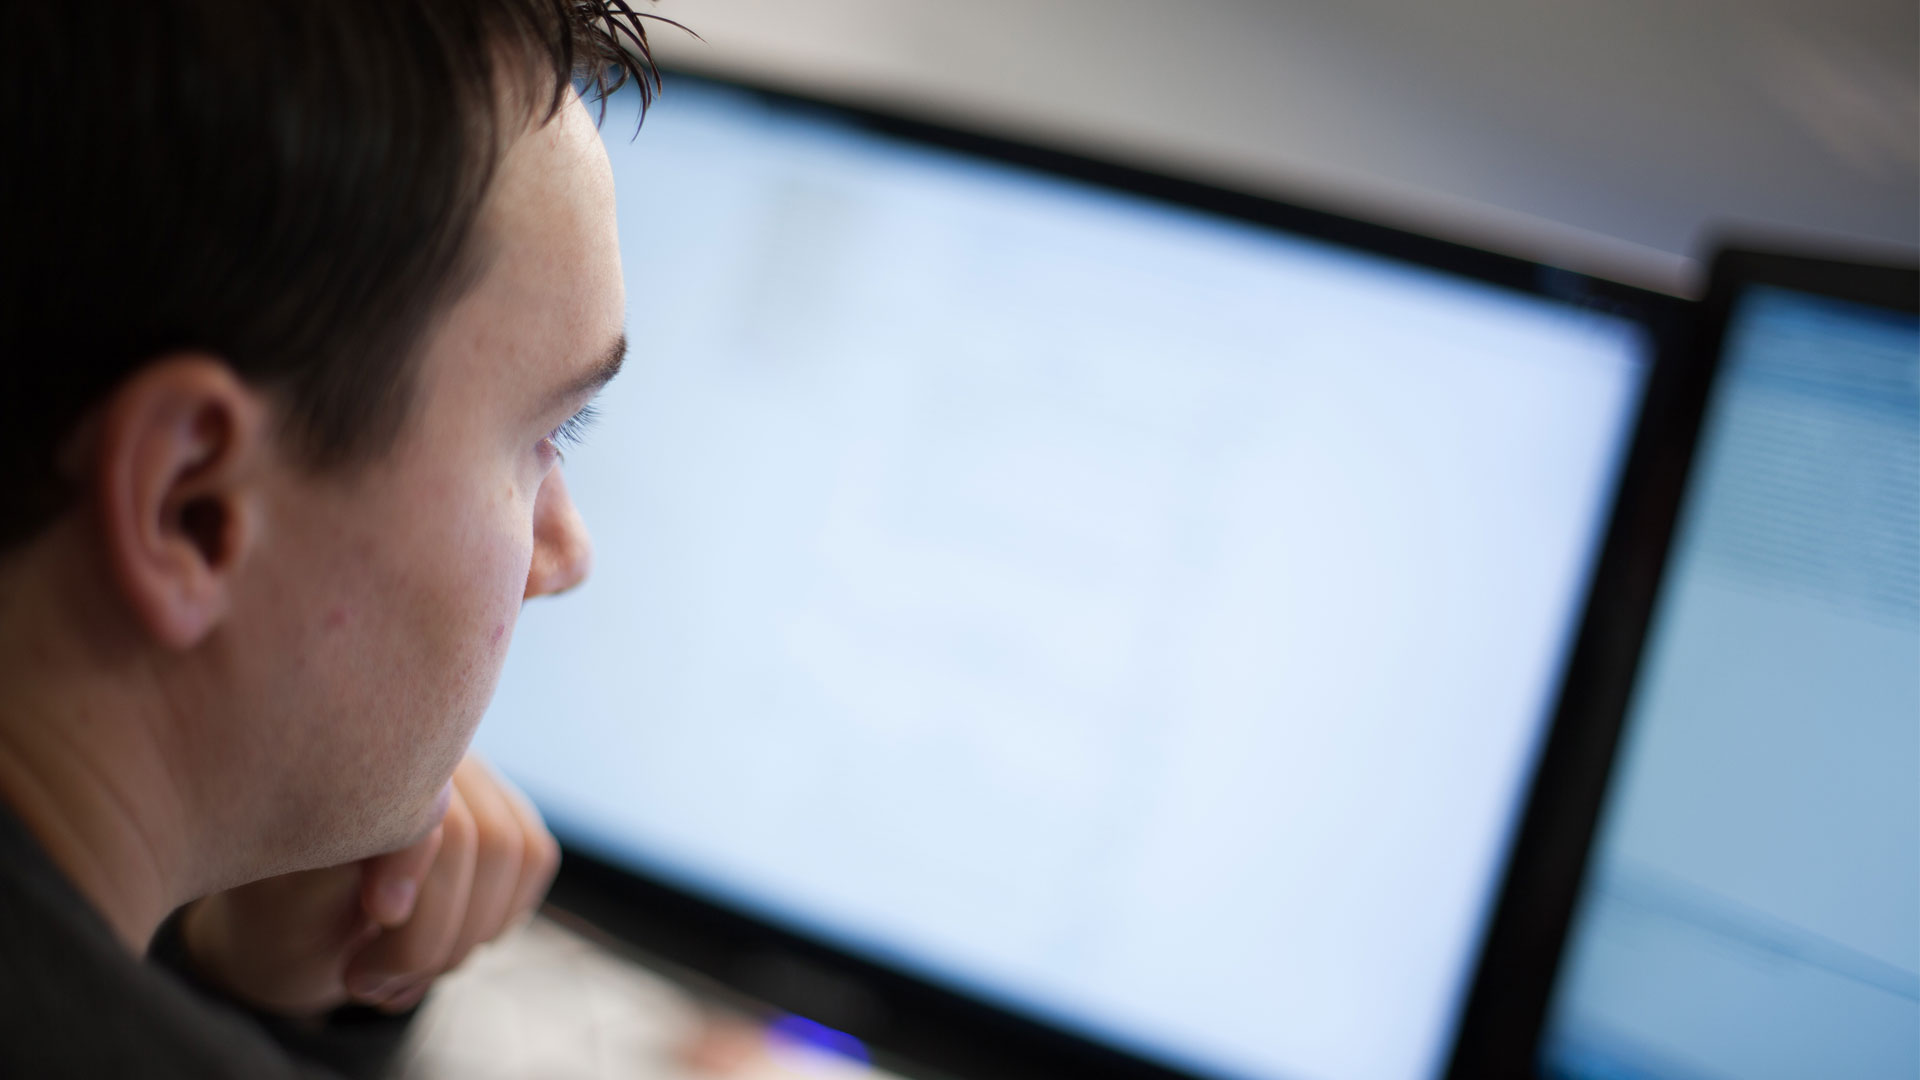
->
[179,754,560,1018]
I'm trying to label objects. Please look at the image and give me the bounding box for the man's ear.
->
[88,354,273,651]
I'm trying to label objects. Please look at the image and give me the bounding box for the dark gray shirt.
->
[0,801,413,1078]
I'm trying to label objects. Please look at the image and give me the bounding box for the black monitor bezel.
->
[1444,247,1920,1078]
[539,67,1695,1080]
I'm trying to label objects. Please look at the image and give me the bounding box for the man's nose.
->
[525,468,593,599]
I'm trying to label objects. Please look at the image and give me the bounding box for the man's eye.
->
[540,401,601,463]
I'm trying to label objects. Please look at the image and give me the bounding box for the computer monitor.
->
[474,75,1671,1080]
[1535,254,1919,1079]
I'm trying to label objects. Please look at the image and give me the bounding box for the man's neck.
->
[0,706,193,953]
[0,539,204,955]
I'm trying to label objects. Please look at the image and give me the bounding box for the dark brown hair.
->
[0,1,666,549]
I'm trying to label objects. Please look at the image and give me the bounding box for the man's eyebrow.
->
[548,334,627,408]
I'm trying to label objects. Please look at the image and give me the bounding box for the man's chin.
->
[371,779,456,857]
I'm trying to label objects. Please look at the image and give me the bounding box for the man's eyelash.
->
[546,401,601,458]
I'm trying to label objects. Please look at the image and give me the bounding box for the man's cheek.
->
[458,536,534,697]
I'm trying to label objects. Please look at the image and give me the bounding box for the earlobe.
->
[90,355,269,651]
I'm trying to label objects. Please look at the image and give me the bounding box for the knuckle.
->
[522,833,560,892]
[440,802,477,854]
[474,819,524,873]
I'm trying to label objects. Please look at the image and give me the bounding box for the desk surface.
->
[398,914,911,1080]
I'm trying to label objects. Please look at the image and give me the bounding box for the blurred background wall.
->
[642,0,1918,295]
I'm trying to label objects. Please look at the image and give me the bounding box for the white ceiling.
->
[640,0,1918,294]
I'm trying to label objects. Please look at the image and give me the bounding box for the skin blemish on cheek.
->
[325,606,350,631]
[490,622,506,646]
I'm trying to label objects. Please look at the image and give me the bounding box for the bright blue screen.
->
[478,82,1650,1080]
[1543,286,1920,1079]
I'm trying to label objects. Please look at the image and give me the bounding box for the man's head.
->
[0,1,655,891]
